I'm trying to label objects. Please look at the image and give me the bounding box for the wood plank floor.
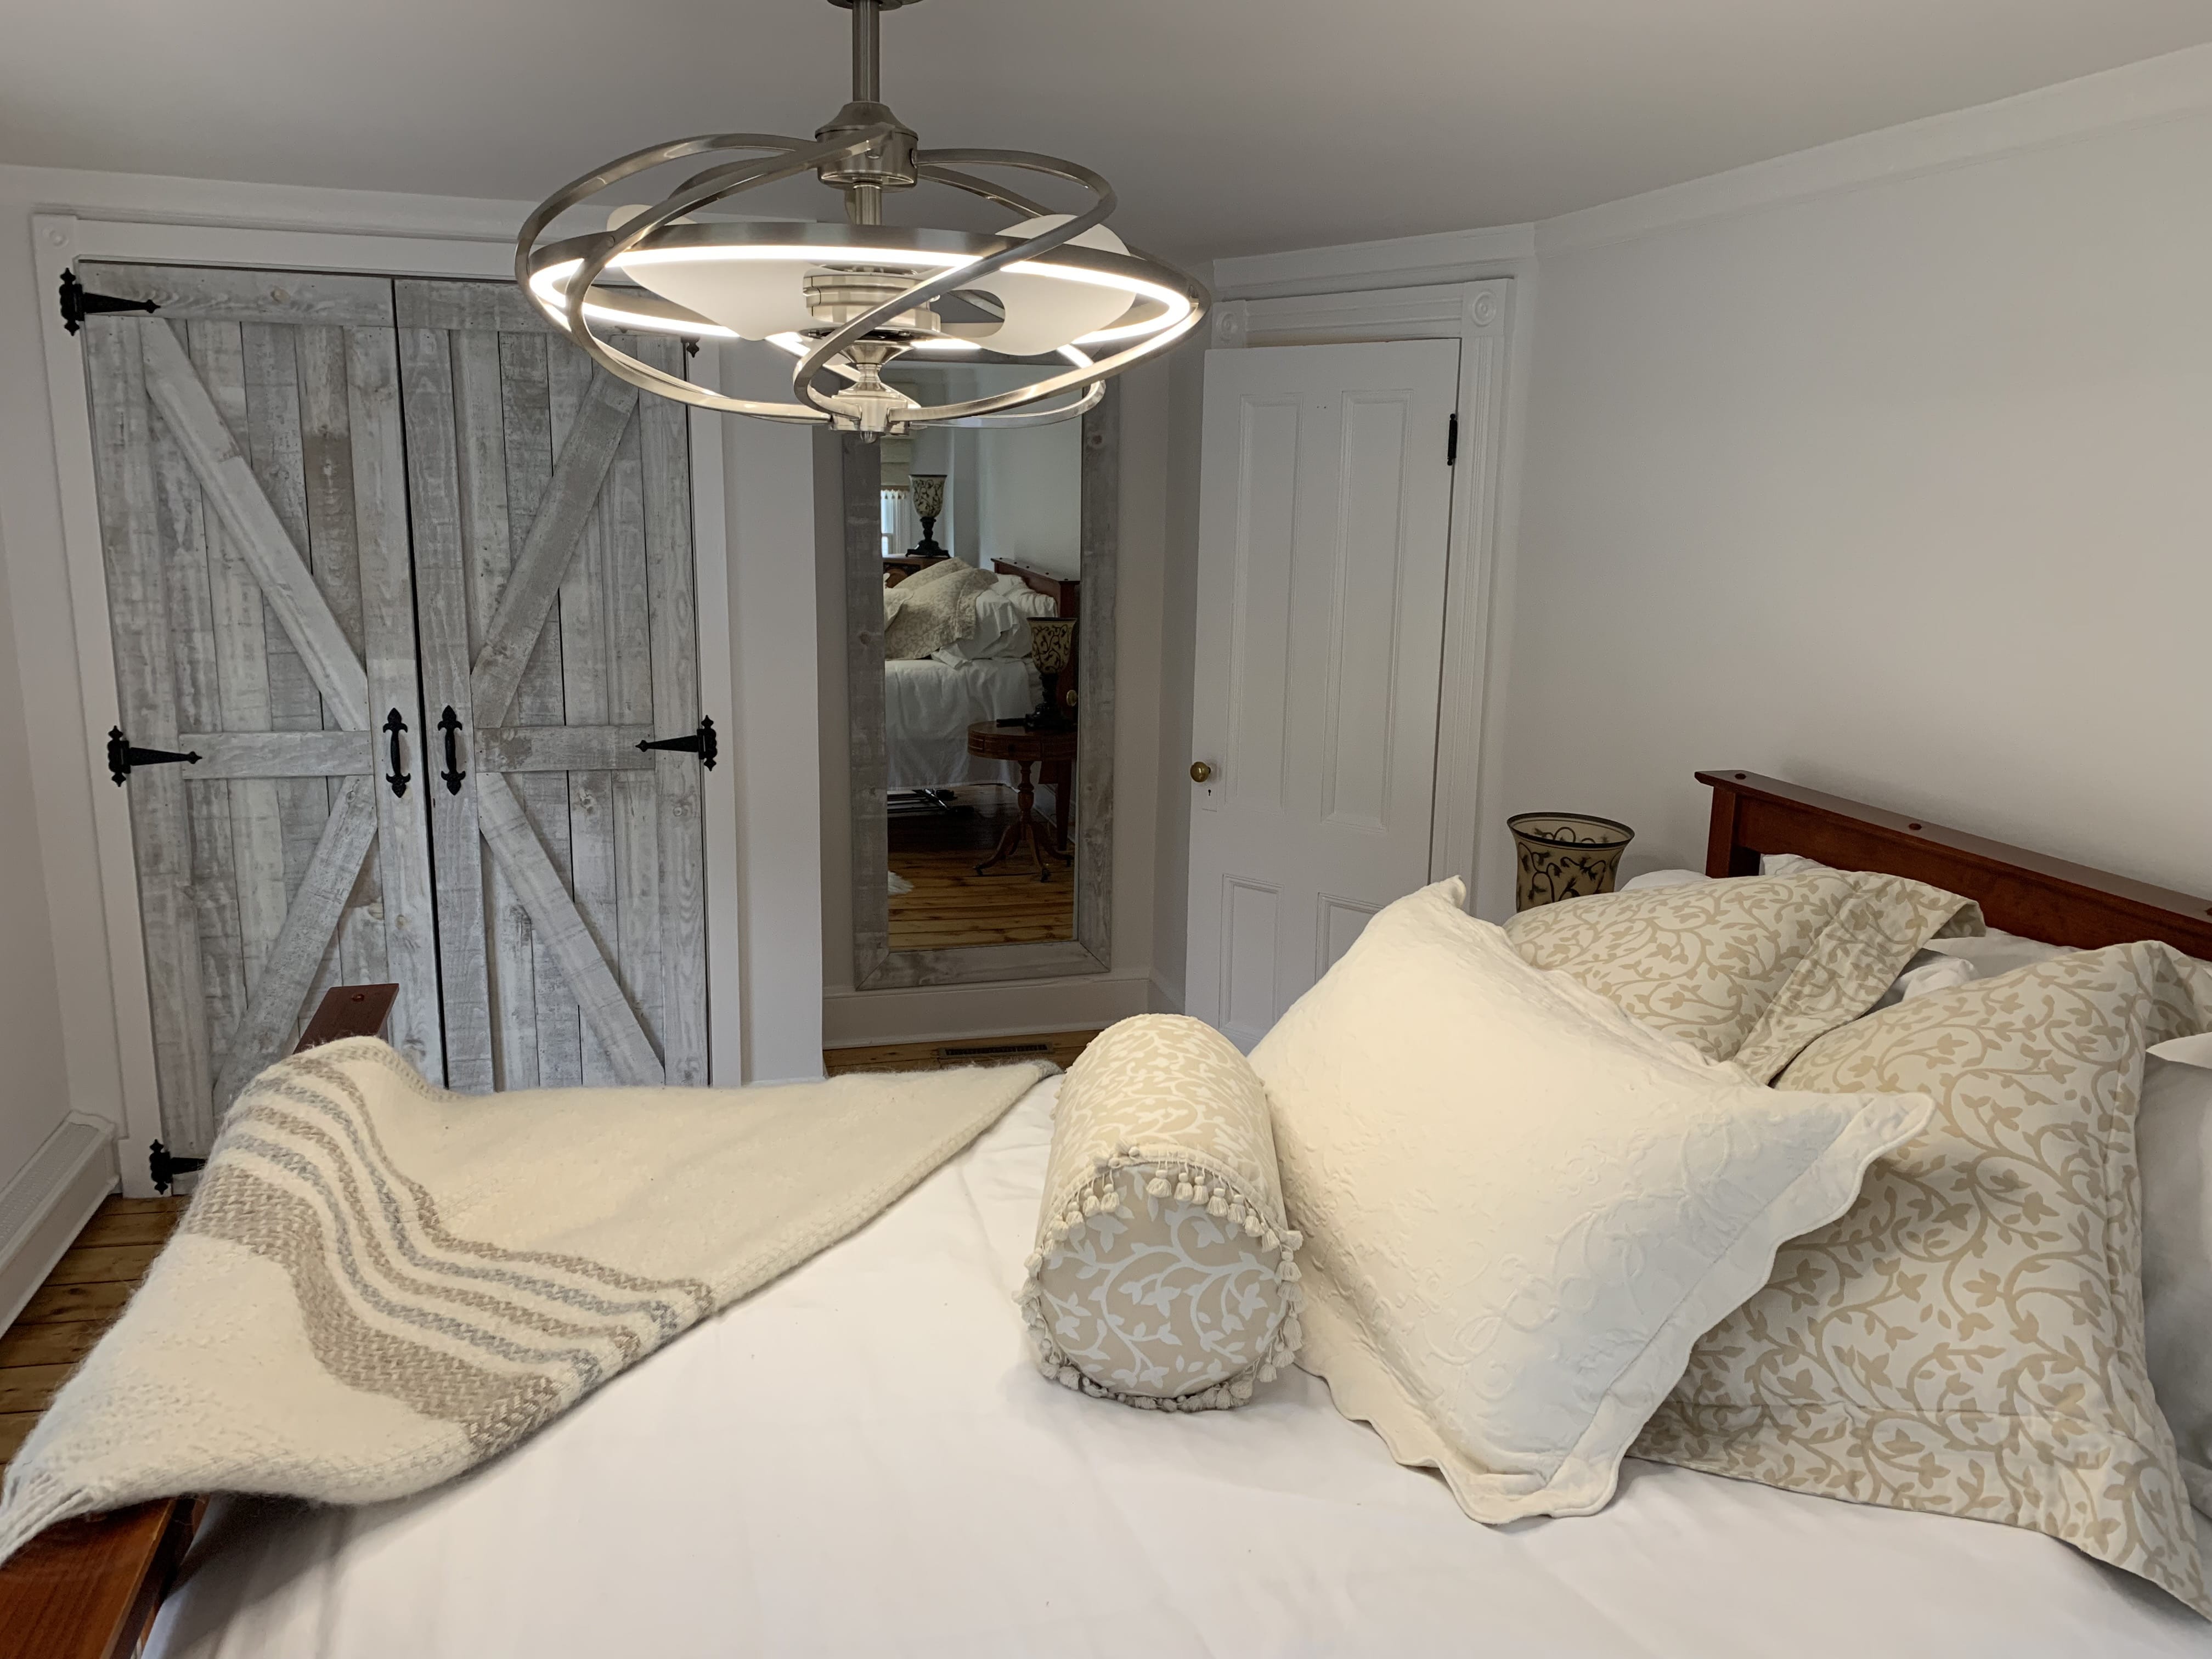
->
[0,1197,187,1469]
[888,786,1075,950]
[825,1028,1102,1077]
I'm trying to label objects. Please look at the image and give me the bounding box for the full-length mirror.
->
[847,370,1116,988]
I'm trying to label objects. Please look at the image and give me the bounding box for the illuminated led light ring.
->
[528,224,1190,344]
[515,129,1209,430]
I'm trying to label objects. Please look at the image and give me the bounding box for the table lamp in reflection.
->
[1025,617,1076,731]
[906,473,947,561]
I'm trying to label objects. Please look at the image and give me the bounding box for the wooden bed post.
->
[1702,771,1758,878]
[0,983,399,1659]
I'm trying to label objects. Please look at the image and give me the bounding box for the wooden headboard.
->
[991,559,1079,619]
[1701,770,2212,960]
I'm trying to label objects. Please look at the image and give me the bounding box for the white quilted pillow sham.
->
[1251,879,1934,1524]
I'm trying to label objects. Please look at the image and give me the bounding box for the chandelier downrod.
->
[851,0,881,102]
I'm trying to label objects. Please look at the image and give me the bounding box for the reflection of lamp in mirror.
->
[1025,617,1076,730]
[906,473,947,561]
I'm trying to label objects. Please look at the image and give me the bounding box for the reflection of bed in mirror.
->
[883,562,1077,811]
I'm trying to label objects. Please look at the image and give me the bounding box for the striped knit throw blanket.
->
[0,1039,1047,1561]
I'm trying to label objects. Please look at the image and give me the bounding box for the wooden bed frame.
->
[0,982,399,1659]
[1700,770,2212,958]
[6,771,2208,1658]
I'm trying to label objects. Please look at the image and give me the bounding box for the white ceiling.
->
[6,1,2209,264]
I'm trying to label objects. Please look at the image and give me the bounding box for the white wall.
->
[977,421,1082,578]
[0,514,72,1185]
[0,182,123,1190]
[1147,340,1207,1012]
[717,342,826,1082]
[1494,90,2212,911]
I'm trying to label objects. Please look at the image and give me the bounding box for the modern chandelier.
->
[515,0,1208,434]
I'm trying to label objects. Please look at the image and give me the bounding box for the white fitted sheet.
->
[885,657,1040,791]
[151,1080,2212,1659]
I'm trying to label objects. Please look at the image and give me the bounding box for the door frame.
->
[32,212,742,1190]
[1206,279,1513,902]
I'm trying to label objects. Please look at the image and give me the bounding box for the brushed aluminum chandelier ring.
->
[514,0,1209,433]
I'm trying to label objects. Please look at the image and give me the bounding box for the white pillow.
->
[930,577,1059,665]
[1250,879,1934,1524]
[1616,868,1708,892]
[2143,1031,2212,1521]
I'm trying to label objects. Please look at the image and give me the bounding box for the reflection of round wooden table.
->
[966,721,1077,881]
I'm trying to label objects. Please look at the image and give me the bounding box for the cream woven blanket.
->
[0,1039,1047,1561]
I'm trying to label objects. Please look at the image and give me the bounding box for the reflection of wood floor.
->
[0,1196,188,1470]
[888,786,1074,950]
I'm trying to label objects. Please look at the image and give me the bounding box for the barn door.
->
[79,264,442,1154]
[394,280,707,1091]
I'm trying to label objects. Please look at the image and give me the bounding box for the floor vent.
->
[935,1041,1054,1060]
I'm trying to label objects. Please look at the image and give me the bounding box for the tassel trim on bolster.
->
[1015,1155,1305,1414]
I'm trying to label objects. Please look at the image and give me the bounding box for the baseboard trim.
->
[822,972,1155,1050]
[0,1118,120,1331]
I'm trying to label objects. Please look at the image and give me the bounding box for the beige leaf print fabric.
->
[1506,871,1983,1081]
[1018,1016,1302,1411]
[1634,943,2212,1617]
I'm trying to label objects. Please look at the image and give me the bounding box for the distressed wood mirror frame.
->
[845,383,1118,989]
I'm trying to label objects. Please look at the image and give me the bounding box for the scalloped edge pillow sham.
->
[1251,879,1934,1525]
[1506,867,1982,1081]
[1635,941,2212,1617]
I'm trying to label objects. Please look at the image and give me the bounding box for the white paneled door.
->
[1184,341,1459,1050]
[81,264,710,1154]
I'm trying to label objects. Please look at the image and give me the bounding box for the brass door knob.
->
[1189,760,1214,783]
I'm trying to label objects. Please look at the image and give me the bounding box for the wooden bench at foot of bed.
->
[0,983,399,1659]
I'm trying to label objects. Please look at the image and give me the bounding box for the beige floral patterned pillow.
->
[1506,870,1982,1081]
[1635,942,2212,1617]
[1018,1015,1302,1412]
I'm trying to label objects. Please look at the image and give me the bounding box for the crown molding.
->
[1536,40,2212,257]
[1211,223,1536,301]
[0,162,544,241]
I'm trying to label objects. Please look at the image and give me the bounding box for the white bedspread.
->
[152,1080,2212,1659]
[885,657,1040,790]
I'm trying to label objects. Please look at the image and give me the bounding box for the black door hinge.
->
[1446,411,1459,466]
[149,1140,206,1195]
[59,269,159,336]
[106,726,201,785]
[637,715,718,769]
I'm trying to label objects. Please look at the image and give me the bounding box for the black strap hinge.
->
[148,1140,206,1195]
[107,726,201,785]
[59,269,159,336]
[637,716,718,769]
[1447,411,1459,466]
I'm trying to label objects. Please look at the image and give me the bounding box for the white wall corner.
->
[1146,969,1183,1016]
[0,1115,118,1332]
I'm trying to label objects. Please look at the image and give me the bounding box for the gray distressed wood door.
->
[80,263,443,1153]
[82,267,710,1148]
[394,280,707,1091]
